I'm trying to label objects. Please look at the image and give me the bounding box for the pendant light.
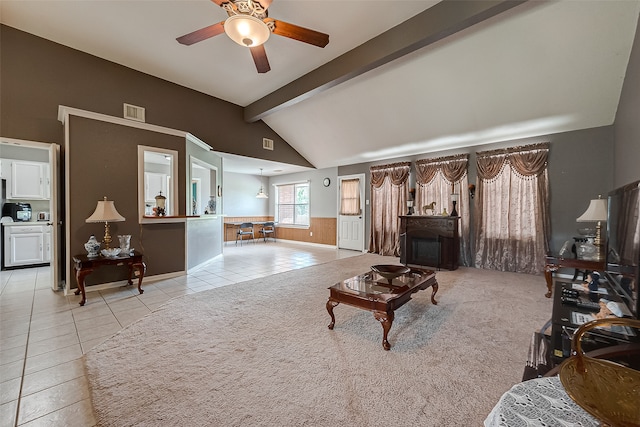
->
[256,168,268,199]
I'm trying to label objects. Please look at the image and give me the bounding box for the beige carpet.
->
[84,253,552,426]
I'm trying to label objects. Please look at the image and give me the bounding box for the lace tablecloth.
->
[484,376,599,427]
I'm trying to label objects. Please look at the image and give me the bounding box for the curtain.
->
[369,162,410,256]
[415,154,471,266]
[340,178,361,215]
[474,143,550,274]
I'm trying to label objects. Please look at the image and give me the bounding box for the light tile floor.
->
[0,241,362,427]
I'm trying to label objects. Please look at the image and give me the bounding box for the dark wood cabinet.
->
[399,215,459,270]
[550,279,638,366]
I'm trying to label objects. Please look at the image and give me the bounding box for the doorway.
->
[337,173,365,251]
[0,137,61,290]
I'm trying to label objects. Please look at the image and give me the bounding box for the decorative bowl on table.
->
[370,265,411,284]
[101,248,122,258]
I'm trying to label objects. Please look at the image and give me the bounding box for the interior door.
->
[338,174,365,251]
[47,143,61,290]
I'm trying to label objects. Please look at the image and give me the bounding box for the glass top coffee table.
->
[327,267,438,350]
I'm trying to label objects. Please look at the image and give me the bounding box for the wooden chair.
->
[259,222,275,242]
[235,222,255,246]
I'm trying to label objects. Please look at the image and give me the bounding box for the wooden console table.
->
[543,255,604,298]
[73,251,146,306]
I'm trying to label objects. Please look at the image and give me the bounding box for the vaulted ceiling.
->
[1,1,639,174]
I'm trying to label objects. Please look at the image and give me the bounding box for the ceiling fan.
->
[176,0,329,74]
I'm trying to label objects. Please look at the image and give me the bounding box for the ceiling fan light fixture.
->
[224,14,270,47]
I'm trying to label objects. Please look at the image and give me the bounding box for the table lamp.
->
[86,197,125,249]
[576,196,607,261]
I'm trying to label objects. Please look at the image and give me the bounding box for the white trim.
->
[58,105,186,137]
[186,133,212,151]
[62,271,186,296]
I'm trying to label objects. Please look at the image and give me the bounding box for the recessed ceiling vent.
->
[123,103,145,122]
[262,138,274,150]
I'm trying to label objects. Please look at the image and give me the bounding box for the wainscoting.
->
[223,217,336,246]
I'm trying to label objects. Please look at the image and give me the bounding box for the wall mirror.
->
[190,156,218,215]
[138,145,179,219]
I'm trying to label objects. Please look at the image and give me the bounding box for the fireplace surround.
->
[399,215,459,270]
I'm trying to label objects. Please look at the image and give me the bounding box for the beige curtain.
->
[340,178,361,215]
[369,162,410,256]
[474,143,550,274]
[415,154,471,266]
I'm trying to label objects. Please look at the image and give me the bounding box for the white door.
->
[47,144,61,290]
[337,174,365,251]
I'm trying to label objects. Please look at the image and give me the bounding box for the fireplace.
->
[410,237,440,267]
[399,216,459,270]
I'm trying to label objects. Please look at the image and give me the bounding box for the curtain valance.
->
[370,162,411,188]
[476,142,549,180]
[415,154,468,185]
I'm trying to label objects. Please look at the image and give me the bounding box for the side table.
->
[73,250,146,306]
[543,255,604,298]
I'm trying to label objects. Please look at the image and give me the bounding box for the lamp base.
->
[103,222,113,250]
[450,201,458,217]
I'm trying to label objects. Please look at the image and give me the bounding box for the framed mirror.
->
[138,145,179,219]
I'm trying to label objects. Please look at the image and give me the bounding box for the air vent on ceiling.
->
[262,138,274,150]
[123,103,145,122]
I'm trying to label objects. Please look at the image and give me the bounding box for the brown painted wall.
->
[0,24,313,168]
[69,116,186,285]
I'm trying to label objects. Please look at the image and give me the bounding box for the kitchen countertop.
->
[2,221,51,226]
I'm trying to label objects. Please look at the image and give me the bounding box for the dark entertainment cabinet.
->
[550,279,639,367]
[399,215,459,270]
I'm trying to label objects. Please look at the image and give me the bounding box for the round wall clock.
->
[323,178,331,187]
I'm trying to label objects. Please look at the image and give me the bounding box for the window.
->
[340,178,361,215]
[276,182,309,226]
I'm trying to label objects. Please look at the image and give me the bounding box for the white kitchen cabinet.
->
[6,160,50,200]
[43,227,51,263]
[3,224,50,267]
[145,172,168,203]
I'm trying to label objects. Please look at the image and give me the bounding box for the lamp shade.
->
[576,198,608,222]
[86,197,125,223]
[224,15,270,47]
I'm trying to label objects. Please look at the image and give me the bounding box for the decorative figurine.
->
[423,201,436,215]
[582,271,601,293]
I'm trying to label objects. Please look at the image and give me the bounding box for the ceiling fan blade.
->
[176,22,225,45]
[270,19,329,48]
[250,45,271,73]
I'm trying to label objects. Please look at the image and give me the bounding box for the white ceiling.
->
[2,1,639,175]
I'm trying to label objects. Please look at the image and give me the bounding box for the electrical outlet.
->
[310,232,313,236]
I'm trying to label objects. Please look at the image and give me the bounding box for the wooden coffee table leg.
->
[373,310,395,350]
[430,281,439,305]
[326,299,339,330]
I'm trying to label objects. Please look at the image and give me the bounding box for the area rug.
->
[84,253,552,426]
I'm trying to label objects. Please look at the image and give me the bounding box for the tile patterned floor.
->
[0,241,362,426]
